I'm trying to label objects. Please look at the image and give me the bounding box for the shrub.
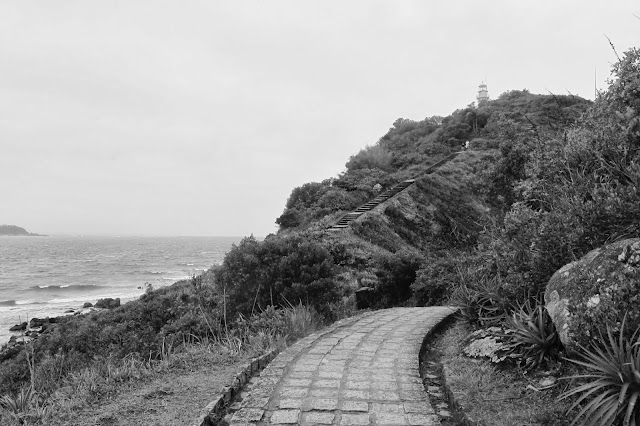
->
[411,253,466,306]
[332,168,394,193]
[371,250,424,308]
[285,182,328,210]
[276,208,304,229]
[560,318,640,426]
[346,144,394,172]
[469,138,499,150]
[450,277,512,327]
[214,234,340,319]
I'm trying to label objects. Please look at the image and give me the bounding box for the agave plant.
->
[502,299,561,370]
[560,318,640,426]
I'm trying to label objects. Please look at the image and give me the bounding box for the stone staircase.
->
[327,152,462,231]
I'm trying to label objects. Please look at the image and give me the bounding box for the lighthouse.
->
[477,82,489,105]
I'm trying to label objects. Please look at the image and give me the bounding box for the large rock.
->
[9,322,27,332]
[544,238,640,352]
[29,317,56,328]
[95,297,121,309]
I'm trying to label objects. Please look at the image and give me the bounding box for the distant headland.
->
[0,224,46,236]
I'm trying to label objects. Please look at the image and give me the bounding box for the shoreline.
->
[1,275,198,348]
[0,235,236,349]
[2,296,132,347]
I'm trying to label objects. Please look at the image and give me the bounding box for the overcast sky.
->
[1,1,638,237]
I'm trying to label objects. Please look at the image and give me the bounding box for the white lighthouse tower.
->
[477,81,489,105]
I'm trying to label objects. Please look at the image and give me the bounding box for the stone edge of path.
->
[417,309,461,423]
[192,313,374,426]
[191,348,280,426]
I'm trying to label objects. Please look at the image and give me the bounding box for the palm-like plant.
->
[560,318,640,426]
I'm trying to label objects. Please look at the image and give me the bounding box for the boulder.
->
[83,302,93,308]
[29,317,46,328]
[544,238,640,352]
[9,322,27,332]
[28,317,57,329]
[95,297,121,309]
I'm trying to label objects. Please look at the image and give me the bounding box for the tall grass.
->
[0,303,327,425]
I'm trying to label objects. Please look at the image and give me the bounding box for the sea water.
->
[0,235,241,344]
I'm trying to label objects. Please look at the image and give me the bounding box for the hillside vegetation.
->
[1,47,639,424]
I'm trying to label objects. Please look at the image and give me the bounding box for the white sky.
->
[1,1,638,237]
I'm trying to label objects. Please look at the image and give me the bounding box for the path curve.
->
[227,307,455,426]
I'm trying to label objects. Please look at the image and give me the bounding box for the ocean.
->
[0,235,241,344]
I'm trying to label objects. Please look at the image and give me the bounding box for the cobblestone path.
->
[228,307,455,426]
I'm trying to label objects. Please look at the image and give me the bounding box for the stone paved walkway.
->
[228,307,455,426]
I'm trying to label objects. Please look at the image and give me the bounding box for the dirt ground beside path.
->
[48,355,252,426]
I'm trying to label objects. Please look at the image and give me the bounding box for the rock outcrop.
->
[544,238,640,352]
[9,322,27,332]
[95,297,121,309]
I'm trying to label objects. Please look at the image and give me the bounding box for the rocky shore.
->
[1,297,123,361]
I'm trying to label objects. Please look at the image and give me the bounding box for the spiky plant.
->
[560,318,640,426]
[502,300,561,370]
[0,387,34,417]
[0,386,46,423]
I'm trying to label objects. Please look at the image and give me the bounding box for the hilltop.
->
[0,225,44,236]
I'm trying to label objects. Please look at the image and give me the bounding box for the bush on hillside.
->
[333,168,395,193]
[346,144,394,172]
[214,234,341,319]
[468,47,640,323]
[411,251,475,306]
[285,182,328,210]
[276,208,304,229]
[370,250,424,308]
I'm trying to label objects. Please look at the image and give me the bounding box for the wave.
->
[141,270,182,275]
[0,299,46,307]
[161,276,191,281]
[31,284,108,292]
